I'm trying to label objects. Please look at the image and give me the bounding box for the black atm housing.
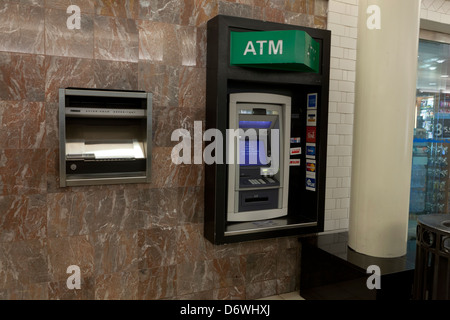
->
[204,15,331,244]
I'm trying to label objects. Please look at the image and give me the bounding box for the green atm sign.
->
[230,30,320,72]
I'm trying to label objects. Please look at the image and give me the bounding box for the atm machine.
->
[227,92,291,222]
[204,15,330,244]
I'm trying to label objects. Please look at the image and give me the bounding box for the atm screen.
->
[239,120,272,129]
[239,139,268,166]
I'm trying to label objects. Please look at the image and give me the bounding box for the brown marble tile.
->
[179,26,198,67]
[276,275,298,295]
[178,186,204,224]
[0,2,44,54]
[213,242,243,259]
[0,195,46,243]
[9,0,44,6]
[44,0,95,13]
[0,239,49,289]
[140,188,179,228]
[176,260,214,296]
[95,271,139,300]
[277,236,300,250]
[218,1,263,20]
[44,56,95,103]
[196,25,207,68]
[177,162,204,187]
[93,189,143,233]
[276,247,298,278]
[314,15,327,29]
[0,149,47,196]
[176,223,214,263]
[1,282,49,300]
[45,8,94,59]
[152,107,204,153]
[138,186,203,228]
[19,282,49,300]
[213,256,246,289]
[47,235,94,282]
[263,7,285,24]
[245,251,277,282]
[213,286,246,300]
[138,20,181,66]
[152,106,182,147]
[137,20,163,62]
[0,288,13,299]
[285,12,315,27]
[95,0,138,18]
[93,231,138,275]
[306,0,315,15]
[239,238,278,255]
[0,101,45,149]
[138,227,177,269]
[138,62,179,108]
[45,148,62,194]
[139,0,182,24]
[176,289,213,300]
[137,266,177,300]
[47,277,95,300]
[266,0,285,11]
[0,52,45,102]
[285,0,307,13]
[44,102,59,152]
[46,192,95,238]
[94,15,138,62]
[180,0,218,27]
[315,0,328,16]
[245,279,277,299]
[151,147,182,188]
[179,66,206,109]
[94,59,138,90]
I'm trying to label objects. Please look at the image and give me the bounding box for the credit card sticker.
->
[290,147,301,155]
[306,143,316,158]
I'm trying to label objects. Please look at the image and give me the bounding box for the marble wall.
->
[0,0,328,300]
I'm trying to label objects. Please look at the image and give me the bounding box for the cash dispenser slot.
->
[59,88,152,187]
[239,189,279,212]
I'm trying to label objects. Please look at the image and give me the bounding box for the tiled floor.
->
[258,291,305,300]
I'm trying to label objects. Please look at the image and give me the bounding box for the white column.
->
[348,0,421,258]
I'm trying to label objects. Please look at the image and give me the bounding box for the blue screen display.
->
[239,121,272,129]
[239,139,267,166]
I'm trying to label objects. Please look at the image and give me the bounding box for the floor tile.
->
[258,295,283,300]
[279,292,305,300]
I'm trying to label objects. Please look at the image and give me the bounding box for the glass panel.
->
[410,39,450,240]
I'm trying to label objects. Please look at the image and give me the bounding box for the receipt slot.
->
[227,93,291,222]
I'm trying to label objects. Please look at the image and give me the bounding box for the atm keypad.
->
[242,177,278,187]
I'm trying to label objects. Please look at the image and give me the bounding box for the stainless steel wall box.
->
[59,88,152,187]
